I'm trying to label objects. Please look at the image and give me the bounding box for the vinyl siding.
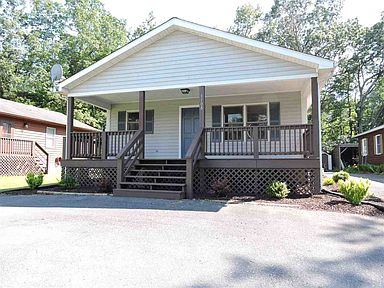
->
[72,31,315,94]
[109,92,303,158]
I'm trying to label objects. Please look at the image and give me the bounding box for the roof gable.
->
[59,18,334,94]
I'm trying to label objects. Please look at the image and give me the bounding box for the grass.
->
[0,173,61,192]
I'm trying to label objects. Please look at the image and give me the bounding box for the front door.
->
[181,107,200,158]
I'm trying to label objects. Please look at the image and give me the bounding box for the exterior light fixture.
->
[180,88,190,95]
[23,122,29,129]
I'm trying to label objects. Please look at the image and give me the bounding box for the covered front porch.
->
[62,77,321,198]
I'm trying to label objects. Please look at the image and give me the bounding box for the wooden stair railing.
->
[185,127,204,199]
[33,142,49,174]
[116,129,144,188]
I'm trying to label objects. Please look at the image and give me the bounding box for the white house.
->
[58,18,334,199]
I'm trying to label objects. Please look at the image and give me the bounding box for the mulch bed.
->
[197,192,384,217]
[1,186,111,195]
[2,187,383,217]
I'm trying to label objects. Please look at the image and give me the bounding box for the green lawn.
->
[0,173,61,192]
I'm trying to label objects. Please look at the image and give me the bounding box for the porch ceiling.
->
[80,77,310,108]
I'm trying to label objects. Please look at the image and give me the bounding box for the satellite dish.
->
[50,64,63,83]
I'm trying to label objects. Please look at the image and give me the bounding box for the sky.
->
[99,0,384,30]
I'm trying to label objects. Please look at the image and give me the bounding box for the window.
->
[46,127,56,148]
[374,134,383,155]
[269,103,280,140]
[118,110,154,134]
[211,106,221,142]
[127,112,139,131]
[1,122,12,138]
[361,138,368,156]
[117,111,126,131]
[246,104,268,140]
[145,110,154,134]
[223,106,243,140]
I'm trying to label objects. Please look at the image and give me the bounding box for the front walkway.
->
[0,195,383,287]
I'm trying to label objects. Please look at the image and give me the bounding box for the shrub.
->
[267,181,290,199]
[97,178,112,193]
[322,177,335,186]
[344,165,359,174]
[339,178,372,205]
[332,171,350,182]
[211,179,230,198]
[59,175,79,190]
[25,172,44,190]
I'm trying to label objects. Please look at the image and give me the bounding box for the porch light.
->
[23,122,29,129]
[180,88,190,95]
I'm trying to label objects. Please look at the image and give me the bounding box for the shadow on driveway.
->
[0,195,226,212]
[185,216,384,287]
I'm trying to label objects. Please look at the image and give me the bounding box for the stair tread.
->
[125,175,186,179]
[114,188,184,194]
[131,169,186,173]
[135,163,186,167]
[120,181,186,186]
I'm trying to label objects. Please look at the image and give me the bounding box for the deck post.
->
[311,77,322,192]
[101,131,107,159]
[139,91,145,159]
[65,97,74,160]
[199,86,206,157]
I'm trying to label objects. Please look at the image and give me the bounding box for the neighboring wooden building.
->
[356,125,384,165]
[0,98,97,176]
[331,143,358,171]
[57,18,335,199]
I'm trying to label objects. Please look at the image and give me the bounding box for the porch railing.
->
[0,137,49,173]
[70,130,136,159]
[203,124,314,158]
[0,137,34,156]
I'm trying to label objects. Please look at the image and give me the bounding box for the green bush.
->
[25,172,44,190]
[267,181,290,199]
[345,164,384,174]
[59,176,79,190]
[322,177,335,186]
[332,171,350,182]
[339,178,372,205]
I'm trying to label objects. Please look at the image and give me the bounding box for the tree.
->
[0,0,156,130]
[127,12,156,41]
[257,0,347,60]
[229,3,262,37]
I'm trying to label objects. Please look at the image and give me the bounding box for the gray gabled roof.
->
[0,98,97,131]
[355,125,384,138]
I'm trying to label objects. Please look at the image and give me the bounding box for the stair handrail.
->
[116,129,144,187]
[185,127,204,199]
[33,142,49,174]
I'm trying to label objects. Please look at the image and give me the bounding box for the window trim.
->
[374,134,383,155]
[361,138,368,156]
[220,103,270,141]
[46,127,56,148]
[124,110,154,134]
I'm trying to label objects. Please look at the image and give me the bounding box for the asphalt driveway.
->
[0,195,383,287]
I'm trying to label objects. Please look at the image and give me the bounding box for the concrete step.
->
[113,188,185,200]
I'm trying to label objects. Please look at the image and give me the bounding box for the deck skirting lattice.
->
[193,168,320,195]
[62,167,117,188]
[0,156,43,176]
